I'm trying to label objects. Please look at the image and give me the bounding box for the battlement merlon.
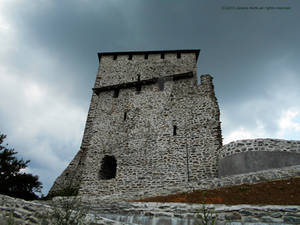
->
[97,49,200,62]
[94,49,200,88]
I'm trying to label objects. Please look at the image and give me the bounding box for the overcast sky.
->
[0,0,299,195]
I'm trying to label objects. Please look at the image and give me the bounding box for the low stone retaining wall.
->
[1,194,300,225]
[0,195,123,225]
[93,202,300,225]
[219,151,300,177]
[218,139,300,177]
[219,138,300,159]
[0,194,51,225]
[1,165,300,224]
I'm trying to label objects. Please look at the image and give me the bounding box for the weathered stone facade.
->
[49,49,300,199]
[95,202,300,225]
[219,139,300,159]
[2,194,300,225]
[79,165,300,202]
[49,49,223,197]
[219,139,300,177]
[0,194,129,225]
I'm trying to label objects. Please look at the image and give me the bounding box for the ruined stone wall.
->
[48,149,86,195]
[49,50,300,199]
[49,90,99,196]
[219,139,300,177]
[96,202,300,225]
[219,139,300,159]
[76,51,222,196]
[2,194,300,225]
[0,195,127,225]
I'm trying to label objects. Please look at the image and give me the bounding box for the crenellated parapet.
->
[95,49,200,88]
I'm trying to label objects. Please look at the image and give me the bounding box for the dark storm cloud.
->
[1,0,300,194]
[123,0,300,141]
[2,0,136,104]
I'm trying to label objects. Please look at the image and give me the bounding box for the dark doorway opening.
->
[99,155,117,180]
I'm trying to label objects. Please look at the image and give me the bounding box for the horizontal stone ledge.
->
[92,72,194,95]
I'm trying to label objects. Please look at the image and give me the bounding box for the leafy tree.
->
[0,133,42,200]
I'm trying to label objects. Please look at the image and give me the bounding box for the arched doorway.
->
[99,155,117,180]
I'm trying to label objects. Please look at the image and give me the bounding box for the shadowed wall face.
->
[219,139,300,177]
[219,151,300,177]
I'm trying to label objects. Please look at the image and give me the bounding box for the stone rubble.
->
[1,194,300,225]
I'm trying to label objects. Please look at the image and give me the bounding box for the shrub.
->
[197,204,218,225]
[49,197,90,225]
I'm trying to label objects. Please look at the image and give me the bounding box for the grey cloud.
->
[1,0,299,194]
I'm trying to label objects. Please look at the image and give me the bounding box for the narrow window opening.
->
[128,54,132,60]
[136,74,141,93]
[158,79,164,91]
[113,55,117,60]
[113,89,119,98]
[99,155,117,180]
[124,112,127,121]
[177,53,181,59]
[144,54,148,59]
[173,125,177,136]
[161,53,165,59]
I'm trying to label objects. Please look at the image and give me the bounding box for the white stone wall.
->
[48,50,300,199]
[97,202,300,225]
[49,50,222,197]
[1,194,300,225]
[220,138,300,159]
[95,53,197,87]
[0,195,127,225]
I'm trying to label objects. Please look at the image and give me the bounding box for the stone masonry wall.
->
[94,202,300,225]
[218,139,300,177]
[219,139,300,159]
[49,89,100,196]
[0,194,128,225]
[77,51,222,196]
[49,149,86,195]
[49,50,300,199]
[95,52,197,87]
[2,194,300,225]
[84,165,300,202]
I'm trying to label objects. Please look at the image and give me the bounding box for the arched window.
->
[99,155,117,180]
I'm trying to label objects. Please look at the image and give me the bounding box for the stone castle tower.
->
[49,49,222,197]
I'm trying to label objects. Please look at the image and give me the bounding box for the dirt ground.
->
[137,177,300,205]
